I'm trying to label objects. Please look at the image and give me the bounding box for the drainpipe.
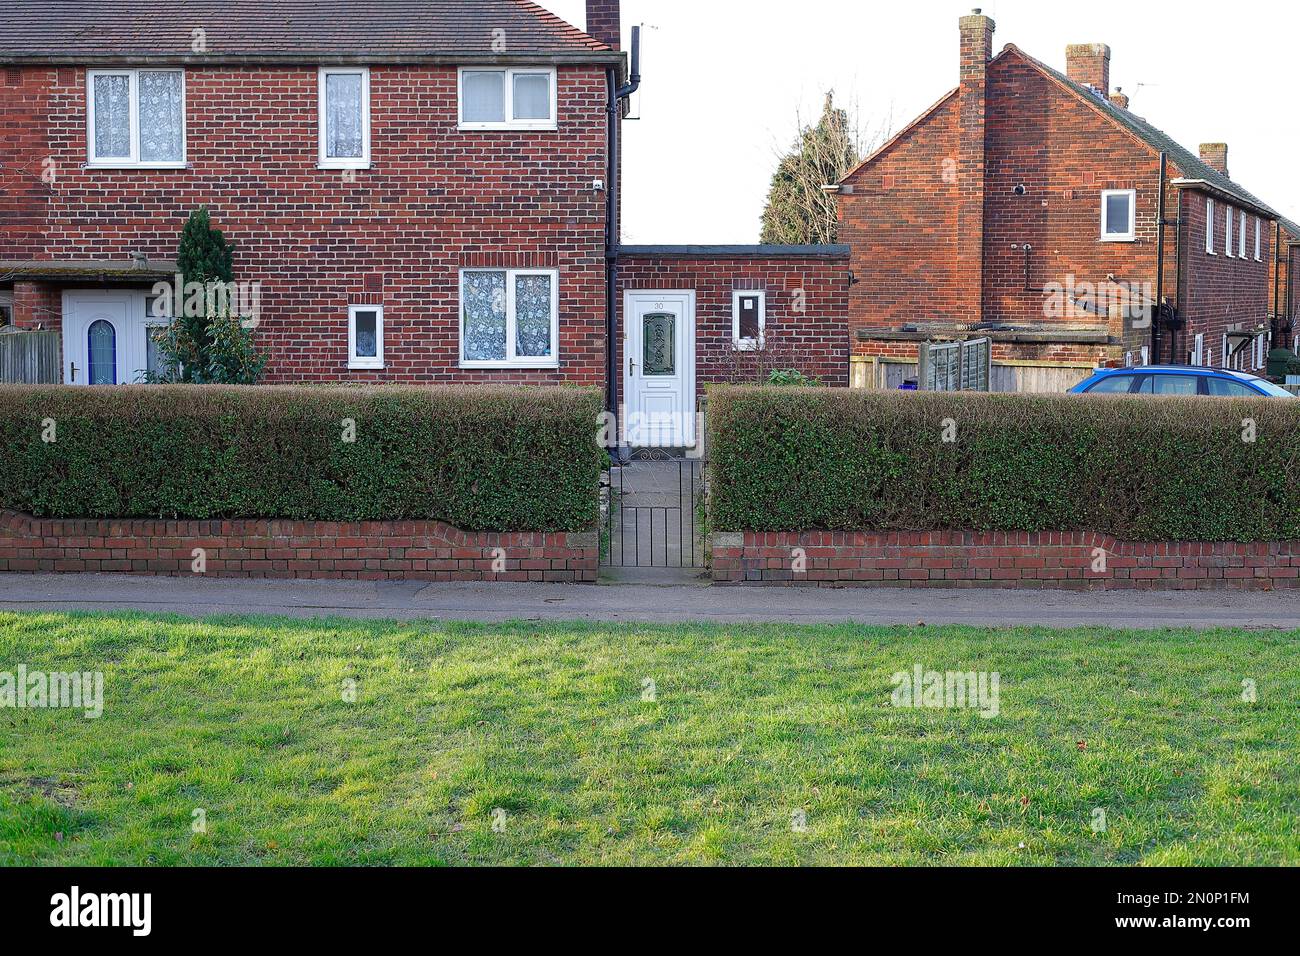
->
[1273,221,1282,344]
[605,27,641,462]
[1153,152,1166,364]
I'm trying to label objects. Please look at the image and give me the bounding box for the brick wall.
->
[0,510,598,582]
[2,63,611,386]
[617,252,851,392]
[10,281,61,331]
[713,530,1300,591]
[1176,191,1272,366]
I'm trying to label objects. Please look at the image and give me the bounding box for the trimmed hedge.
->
[0,385,605,532]
[708,386,1300,541]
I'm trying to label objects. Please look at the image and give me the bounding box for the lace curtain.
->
[139,71,184,162]
[93,74,131,158]
[325,73,364,158]
[512,73,551,121]
[463,271,507,362]
[515,274,553,357]
[462,71,505,123]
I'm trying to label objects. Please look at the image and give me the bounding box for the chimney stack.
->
[585,0,621,50]
[1200,143,1229,178]
[1066,43,1111,95]
[1109,87,1129,109]
[957,9,994,324]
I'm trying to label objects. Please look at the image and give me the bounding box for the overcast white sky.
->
[542,0,1300,244]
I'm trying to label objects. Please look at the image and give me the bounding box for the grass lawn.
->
[1,611,1296,866]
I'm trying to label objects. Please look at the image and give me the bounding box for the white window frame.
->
[458,268,560,369]
[1239,210,1247,259]
[347,304,384,370]
[1205,199,1216,255]
[1225,205,1234,257]
[318,67,371,169]
[1255,217,1262,261]
[1192,333,1205,366]
[457,67,558,131]
[86,68,187,168]
[732,290,767,350]
[1099,189,1136,242]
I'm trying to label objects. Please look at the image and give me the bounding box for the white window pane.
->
[1105,194,1131,235]
[512,73,552,121]
[325,73,364,158]
[139,71,184,162]
[145,327,163,376]
[463,271,507,361]
[463,71,505,123]
[354,310,379,358]
[93,74,131,158]
[514,274,553,357]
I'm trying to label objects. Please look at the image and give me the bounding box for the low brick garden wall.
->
[0,511,598,583]
[712,531,1300,590]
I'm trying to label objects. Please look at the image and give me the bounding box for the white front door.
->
[63,291,161,385]
[625,290,696,447]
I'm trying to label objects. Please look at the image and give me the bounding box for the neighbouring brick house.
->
[0,0,850,447]
[834,10,1299,392]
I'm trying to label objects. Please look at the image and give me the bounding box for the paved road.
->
[2,573,1299,629]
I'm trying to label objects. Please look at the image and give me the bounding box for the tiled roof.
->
[1009,46,1289,220]
[0,0,614,61]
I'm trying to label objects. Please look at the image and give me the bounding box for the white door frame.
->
[62,289,162,385]
[623,289,696,448]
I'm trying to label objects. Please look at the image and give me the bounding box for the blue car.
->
[1070,366,1296,398]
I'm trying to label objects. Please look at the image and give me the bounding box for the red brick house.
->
[0,0,849,447]
[833,10,1297,391]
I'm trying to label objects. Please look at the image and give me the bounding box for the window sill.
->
[348,362,385,371]
[1098,235,1136,243]
[457,122,558,133]
[319,161,372,171]
[460,361,560,371]
[85,162,188,170]
[732,340,765,352]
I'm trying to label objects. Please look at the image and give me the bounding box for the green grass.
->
[1,611,1296,866]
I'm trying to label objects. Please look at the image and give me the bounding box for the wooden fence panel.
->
[0,330,61,384]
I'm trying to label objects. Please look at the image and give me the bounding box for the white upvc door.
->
[624,290,696,448]
[62,291,159,385]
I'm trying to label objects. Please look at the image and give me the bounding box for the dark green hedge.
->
[708,386,1300,541]
[0,385,605,531]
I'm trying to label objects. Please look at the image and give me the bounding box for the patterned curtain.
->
[139,71,184,162]
[93,74,131,158]
[354,311,378,358]
[515,274,553,357]
[463,271,507,361]
[325,73,363,158]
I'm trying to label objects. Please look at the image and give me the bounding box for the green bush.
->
[0,385,605,531]
[708,386,1300,541]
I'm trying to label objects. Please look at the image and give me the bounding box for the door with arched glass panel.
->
[63,293,131,385]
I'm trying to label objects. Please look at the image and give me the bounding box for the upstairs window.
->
[1255,218,1263,261]
[458,68,557,130]
[1240,211,1247,259]
[1100,189,1135,241]
[87,69,186,166]
[460,268,559,368]
[318,67,371,168]
[732,290,766,350]
[1225,205,1234,257]
[1206,199,1215,254]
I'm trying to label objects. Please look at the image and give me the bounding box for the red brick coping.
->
[0,511,598,583]
[712,531,1300,590]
